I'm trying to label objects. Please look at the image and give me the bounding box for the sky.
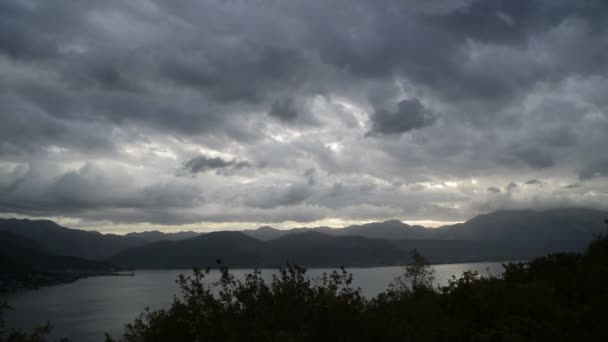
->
[1,0,607,234]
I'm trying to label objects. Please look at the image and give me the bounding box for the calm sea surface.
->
[2,262,509,341]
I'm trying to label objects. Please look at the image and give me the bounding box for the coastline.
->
[0,271,134,294]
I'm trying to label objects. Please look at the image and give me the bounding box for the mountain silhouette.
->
[0,231,116,279]
[244,208,607,241]
[1,208,606,268]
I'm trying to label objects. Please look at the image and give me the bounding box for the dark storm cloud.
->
[184,156,233,173]
[53,166,201,211]
[269,98,299,122]
[0,92,118,156]
[488,187,502,193]
[159,45,305,104]
[425,0,607,46]
[304,168,316,186]
[1,177,25,194]
[579,159,608,180]
[424,1,608,100]
[0,0,292,151]
[368,99,438,135]
[80,64,142,93]
[0,1,60,60]
[244,183,314,210]
[0,17,57,60]
[525,179,542,185]
[307,0,608,108]
[0,0,607,227]
[2,0,606,137]
[183,156,252,175]
[505,145,555,169]
[0,162,209,224]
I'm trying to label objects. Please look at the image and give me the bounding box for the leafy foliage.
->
[108,234,608,342]
[106,264,364,341]
[390,248,436,293]
[0,303,61,342]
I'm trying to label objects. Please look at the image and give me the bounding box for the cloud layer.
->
[1,0,607,232]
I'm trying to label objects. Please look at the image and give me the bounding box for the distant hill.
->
[108,230,591,269]
[124,230,202,243]
[243,220,431,241]
[108,231,411,268]
[0,219,203,260]
[264,231,408,267]
[329,220,431,239]
[108,231,268,269]
[0,231,116,278]
[433,208,607,241]
[242,226,288,241]
[244,208,608,242]
[0,230,122,292]
[0,218,146,260]
[3,208,606,268]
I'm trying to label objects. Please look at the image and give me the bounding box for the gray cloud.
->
[0,163,205,223]
[304,168,316,186]
[579,159,608,180]
[0,0,607,229]
[183,156,252,175]
[269,98,299,122]
[244,183,314,210]
[369,99,438,135]
[488,187,502,193]
[505,145,555,169]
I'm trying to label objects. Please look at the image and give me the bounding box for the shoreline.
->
[0,271,134,294]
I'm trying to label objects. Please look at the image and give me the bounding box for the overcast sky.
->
[1,0,607,233]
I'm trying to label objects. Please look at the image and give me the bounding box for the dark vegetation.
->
[1,303,64,342]
[1,217,608,340]
[97,233,608,341]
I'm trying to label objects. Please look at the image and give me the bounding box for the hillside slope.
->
[109,231,411,268]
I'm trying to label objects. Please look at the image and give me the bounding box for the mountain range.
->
[108,231,412,268]
[0,218,144,260]
[107,231,589,269]
[0,230,118,292]
[0,219,202,259]
[0,208,606,269]
[243,208,607,241]
[0,231,115,275]
[124,230,201,243]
